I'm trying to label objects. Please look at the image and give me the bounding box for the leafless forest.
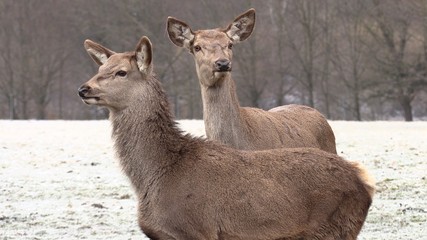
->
[1,0,427,121]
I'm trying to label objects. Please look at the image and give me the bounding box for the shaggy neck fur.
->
[109,76,191,193]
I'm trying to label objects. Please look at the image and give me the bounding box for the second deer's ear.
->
[225,8,256,43]
[135,36,153,74]
[167,17,195,49]
[84,40,115,66]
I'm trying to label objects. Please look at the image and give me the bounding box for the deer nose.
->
[214,59,231,72]
[78,85,90,97]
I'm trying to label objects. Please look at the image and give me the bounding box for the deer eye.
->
[194,45,201,52]
[228,43,233,49]
[116,70,127,77]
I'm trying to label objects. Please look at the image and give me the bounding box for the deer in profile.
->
[167,9,337,153]
[78,36,374,239]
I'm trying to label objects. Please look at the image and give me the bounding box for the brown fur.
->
[78,37,374,239]
[167,9,337,153]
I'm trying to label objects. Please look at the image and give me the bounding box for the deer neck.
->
[200,75,245,148]
[109,78,188,193]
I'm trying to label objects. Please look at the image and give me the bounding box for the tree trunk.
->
[307,73,314,107]
[354,92,361,121]
[37,103,46,120]
[400,96,413,121]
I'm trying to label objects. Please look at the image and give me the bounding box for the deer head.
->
[167,9,255,87]
[78,37,153,112]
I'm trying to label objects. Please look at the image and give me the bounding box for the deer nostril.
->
[78,86,90,97]
[214,59,231,72]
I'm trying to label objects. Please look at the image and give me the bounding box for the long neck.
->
[109,78,189,193]
[201,75,244,148]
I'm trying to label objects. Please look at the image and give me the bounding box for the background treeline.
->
[1,0,427,121]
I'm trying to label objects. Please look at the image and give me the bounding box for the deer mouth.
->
[212,71,231,81]
[81,96,101,104]
[213,68,232,73]
[213,69,231,78]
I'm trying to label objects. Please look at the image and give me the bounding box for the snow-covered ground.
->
[0,120,426,239]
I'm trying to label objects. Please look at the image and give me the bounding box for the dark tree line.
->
[0,0,426,121]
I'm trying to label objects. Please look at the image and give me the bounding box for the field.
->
[1,120,426,239]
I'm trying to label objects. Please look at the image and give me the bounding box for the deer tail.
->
[352,161,376,199]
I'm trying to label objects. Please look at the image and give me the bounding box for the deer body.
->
[78,37,374,239]
[202,73,334,151]
[167,9,337,153]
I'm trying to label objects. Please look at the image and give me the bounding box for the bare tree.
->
[0,0,426,120]
[267,0,297,107]
[316,0,336,118]
[331,1,371,120]
[281,0,326,108]
[0,1,33,119]
[0,1,17,119]
[364,0,427,121]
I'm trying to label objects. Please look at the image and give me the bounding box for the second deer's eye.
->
[228,43,233,49]
[116,70,127,77]
[194,45,201,52]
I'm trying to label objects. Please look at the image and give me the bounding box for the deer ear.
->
[167,17,195,49]
[135,36,153,74]
[84,40,115,66]
[225,8,256,43]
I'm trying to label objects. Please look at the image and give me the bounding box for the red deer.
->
[167,9,337,153]
[78,36,374,239]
